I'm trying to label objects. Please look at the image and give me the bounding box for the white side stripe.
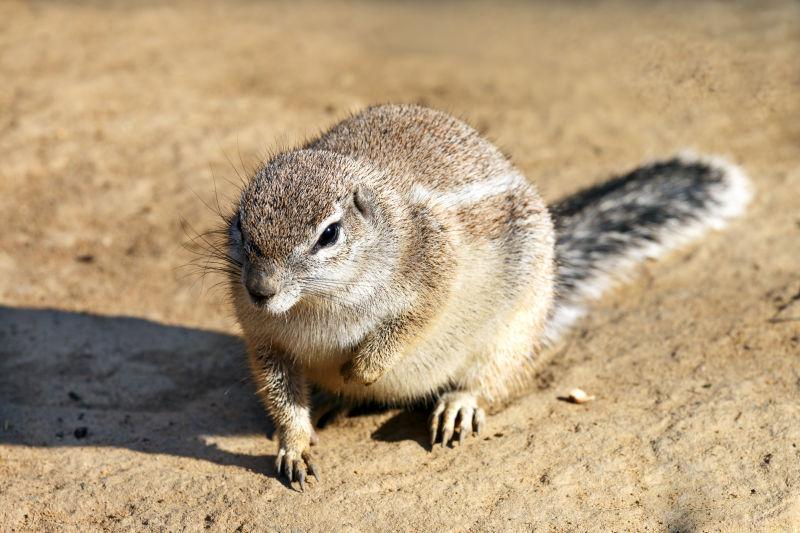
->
[410,173,526,208]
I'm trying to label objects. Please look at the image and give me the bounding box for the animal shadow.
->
[369,407,430,450]
[0,306,425,475]
[0,306,274,474]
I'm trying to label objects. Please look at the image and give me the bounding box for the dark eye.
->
[235,215,242,234]
[316,222,340,248]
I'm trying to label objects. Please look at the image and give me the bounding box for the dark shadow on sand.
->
[0,306,423,477]
[370,408,430,450]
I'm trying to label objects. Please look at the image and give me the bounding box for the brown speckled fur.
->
[229,104,556,488]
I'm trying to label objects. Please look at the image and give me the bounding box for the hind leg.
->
[429,296,550,447]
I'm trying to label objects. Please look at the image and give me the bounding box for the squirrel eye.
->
[316,222,340,248]
[235,215,242,234]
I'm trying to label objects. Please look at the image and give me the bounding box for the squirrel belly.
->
[220,104,751,488]
[304,210,556,406]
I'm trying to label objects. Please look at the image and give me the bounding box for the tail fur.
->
[546,152,752,342]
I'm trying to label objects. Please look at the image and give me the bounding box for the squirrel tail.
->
[545,152,752,343]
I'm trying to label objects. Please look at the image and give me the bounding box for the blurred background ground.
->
[1,1,799,531]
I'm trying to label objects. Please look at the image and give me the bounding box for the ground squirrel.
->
[213,104,751,490]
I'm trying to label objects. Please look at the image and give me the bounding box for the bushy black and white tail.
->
[546,152,752,342]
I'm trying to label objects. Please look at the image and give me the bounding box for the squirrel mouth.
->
[248,292,270,308]
[246,288,299,315]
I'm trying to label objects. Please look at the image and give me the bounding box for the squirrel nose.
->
[245,270,279,304]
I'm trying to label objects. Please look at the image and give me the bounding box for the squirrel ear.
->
[353,185,375,221]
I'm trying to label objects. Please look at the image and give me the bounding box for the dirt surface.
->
[1,1,799,531]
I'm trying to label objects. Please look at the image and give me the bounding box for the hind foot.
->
[429,391,486,448]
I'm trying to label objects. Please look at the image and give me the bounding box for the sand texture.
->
[1,1,799,531]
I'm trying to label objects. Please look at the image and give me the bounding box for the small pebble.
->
[74,427,88,439]
[566,388,596,404]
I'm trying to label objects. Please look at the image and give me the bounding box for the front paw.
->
[276,439,319,491]
[340,358,386,385]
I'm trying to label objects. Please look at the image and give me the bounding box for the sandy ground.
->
[1,1,799,531]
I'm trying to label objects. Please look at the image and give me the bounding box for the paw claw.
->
[275,444,318,490]
[457,406,473,444]
[441,406,457,447]
[429,402,445,445]
[475,407,486,435]
[429,392,483,447]
[309,463,320,482]
[276,449,286,476]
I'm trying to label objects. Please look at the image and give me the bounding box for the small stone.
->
[566,388,596,404]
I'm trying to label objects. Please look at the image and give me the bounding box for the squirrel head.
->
[230,149,390,314]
